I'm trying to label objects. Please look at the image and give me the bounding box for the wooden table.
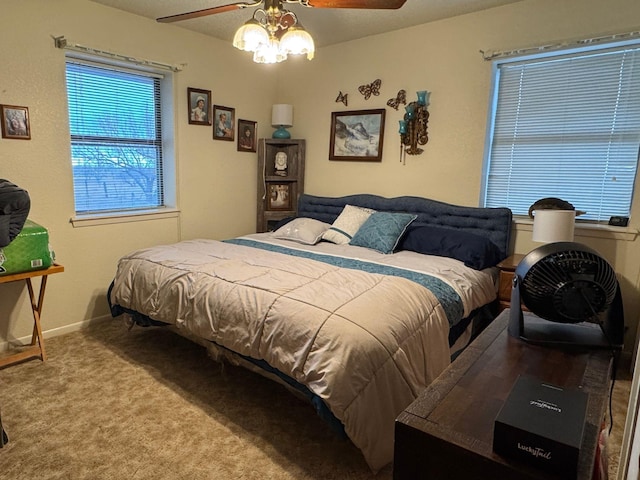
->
[394,308,614,480]
[0,264,64,368]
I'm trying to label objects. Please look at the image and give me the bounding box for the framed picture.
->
[267,183,291,210]
[213,105,235,141]
[329,108,386,161]
[237,119,257,152]
[187,88,211,125]
[1,105,30,140]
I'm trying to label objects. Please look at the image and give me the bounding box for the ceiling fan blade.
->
[305,0,406,9]
[157,2,260,23]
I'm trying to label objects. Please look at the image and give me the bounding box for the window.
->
[482,41,640,222]
[65,59,166,215]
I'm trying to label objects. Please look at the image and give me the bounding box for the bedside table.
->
[497,254,525,311]
[394,309,613,480]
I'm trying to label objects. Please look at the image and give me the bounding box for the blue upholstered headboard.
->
[297,193,513,260]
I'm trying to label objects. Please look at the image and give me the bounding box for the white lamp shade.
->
[532,209,576,243]
[272,104,293,127]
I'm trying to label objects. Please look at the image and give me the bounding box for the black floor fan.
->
[509,242,624,350]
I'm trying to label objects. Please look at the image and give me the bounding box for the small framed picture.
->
[1,105,30,140]
[267,183,291,210]
[237,119,257,152]
[188,88,211,125]
[329,108,386,161]
[213,105,235,141]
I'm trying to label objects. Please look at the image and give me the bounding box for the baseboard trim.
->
[0,314,113,353]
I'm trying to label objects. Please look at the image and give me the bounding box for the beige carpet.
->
[0,319,632,479]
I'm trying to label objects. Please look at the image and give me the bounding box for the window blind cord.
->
[262,139,267,201]
[608,351,619,435]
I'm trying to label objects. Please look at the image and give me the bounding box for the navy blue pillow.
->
[398,225,503,270]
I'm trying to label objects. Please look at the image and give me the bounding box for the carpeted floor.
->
[0,319,632,479]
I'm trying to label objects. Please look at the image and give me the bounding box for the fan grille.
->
[518,244,617,323]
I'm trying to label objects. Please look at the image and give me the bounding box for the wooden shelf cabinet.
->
[257,138,305,233]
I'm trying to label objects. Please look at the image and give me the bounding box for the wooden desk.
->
[0,264,64,368]
[394,309,613,480]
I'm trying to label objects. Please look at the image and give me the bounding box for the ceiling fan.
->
[156,0,407,63]
[156,0,408,24]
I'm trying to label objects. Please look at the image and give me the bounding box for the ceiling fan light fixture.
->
[253,37,288,64]
[157,1,408,64]
[279,25,315,60]
[233,19,269,52]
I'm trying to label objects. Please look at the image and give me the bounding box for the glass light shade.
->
[233,20,269,52]
[279,26,315,60]
[253,38,287,64]
[398,120,407,134]
[405,104,416,119]
[417,90,430,106]
[532,209,576,243]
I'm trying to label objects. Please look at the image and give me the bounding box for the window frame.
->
[480,38,640,226]
[65,53,177,227]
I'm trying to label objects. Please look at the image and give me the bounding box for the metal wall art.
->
[398,91,430,164]
[386,90,406,110]
[358,79,381,100]
[335,91,348,106]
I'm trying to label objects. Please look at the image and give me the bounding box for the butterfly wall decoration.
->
[335,91,348,106]
[387,90,407,110]
[358,79,382,100]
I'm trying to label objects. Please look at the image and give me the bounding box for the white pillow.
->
[272,218,331,245]
[322,205,376,245]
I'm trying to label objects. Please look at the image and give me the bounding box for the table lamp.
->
[532,209,576,243]
[272,104,293,139]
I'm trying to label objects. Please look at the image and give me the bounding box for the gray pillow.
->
[272,218,331,245]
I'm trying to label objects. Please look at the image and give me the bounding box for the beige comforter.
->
[109,237,493,471]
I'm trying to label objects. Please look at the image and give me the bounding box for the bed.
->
[108,193,512,472]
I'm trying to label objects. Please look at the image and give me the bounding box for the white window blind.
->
[66,60,164,214]
[482,43,640,222]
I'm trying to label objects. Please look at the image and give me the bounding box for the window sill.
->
[513,217,638,242]
[70,208,180,227]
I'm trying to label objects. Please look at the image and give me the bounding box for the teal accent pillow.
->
[350,212,417,254]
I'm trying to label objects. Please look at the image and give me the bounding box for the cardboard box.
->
[493,375,588,478]
[0,219,54,275]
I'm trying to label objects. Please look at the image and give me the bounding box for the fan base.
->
[510,313,618,350]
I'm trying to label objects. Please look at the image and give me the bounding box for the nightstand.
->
[497,254,525,311]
